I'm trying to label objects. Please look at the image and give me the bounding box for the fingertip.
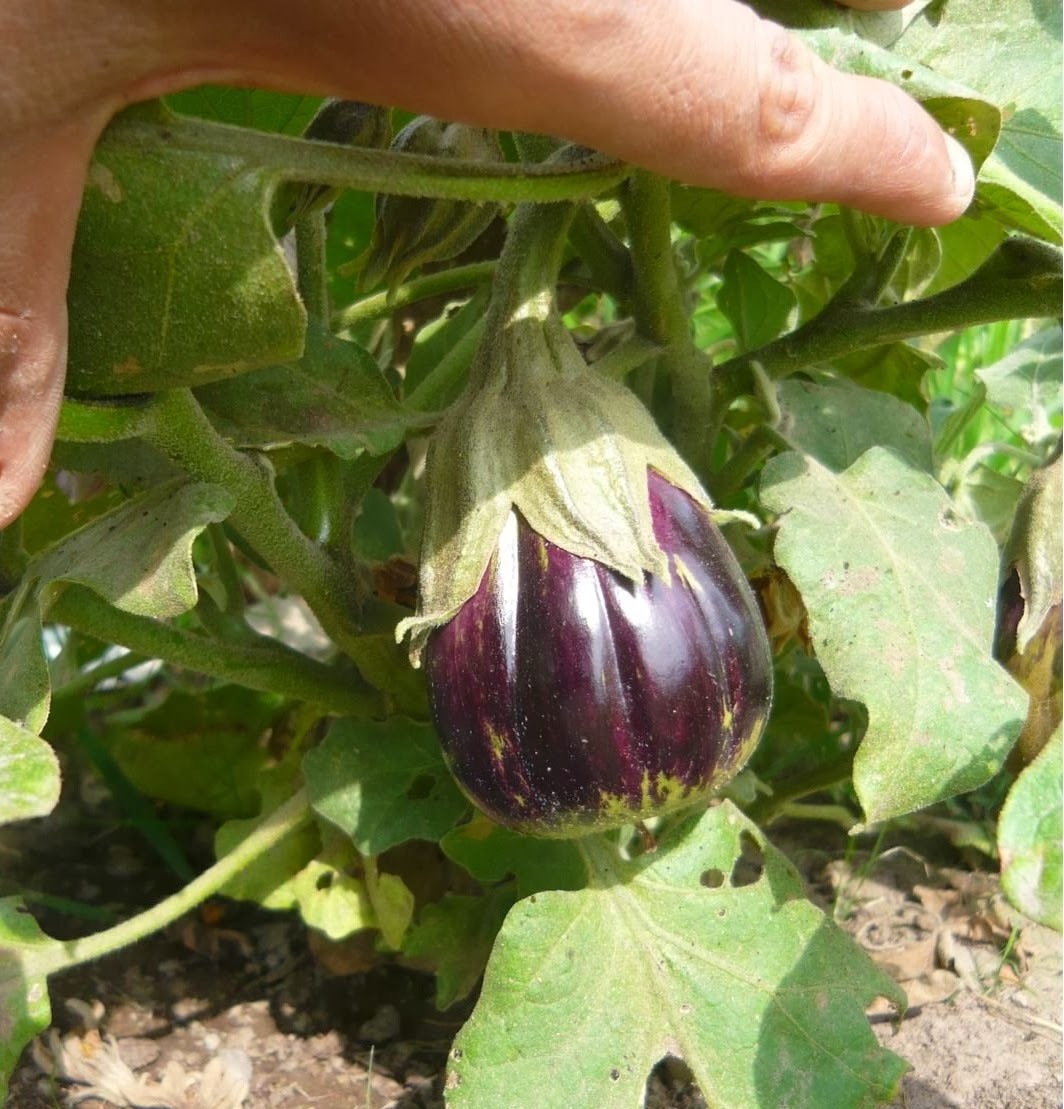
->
[943,131,977,214]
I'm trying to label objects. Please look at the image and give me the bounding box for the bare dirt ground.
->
[6,804,1062,1108]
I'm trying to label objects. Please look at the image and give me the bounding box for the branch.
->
[49,584,381,716]
[717,237,1063,399]
[32,789,312,977]
[101,111,630,204]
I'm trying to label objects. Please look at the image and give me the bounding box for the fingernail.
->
[944,133,976,207]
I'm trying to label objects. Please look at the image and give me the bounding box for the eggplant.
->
[424,468,773,837]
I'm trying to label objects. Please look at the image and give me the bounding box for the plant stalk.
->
[33,789,312,977]
[49,583,379,716]
[620,171,717,476]
[141,389,363,655]
[717,237,1063,401]
[102,111,629,204]
[334,260,496,331]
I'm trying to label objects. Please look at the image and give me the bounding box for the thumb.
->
[0,119,104,528]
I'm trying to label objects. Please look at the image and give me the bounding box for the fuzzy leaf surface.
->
[976,325,1063,450]
[0,899,59,1099]
[0,481,232,736]
[34,480,234,619]
[998,728,1063,930]
[776,378,932,473]
[892,0,1062,210]
[197,324,422,457]
[761,448,1026,823]
[67,104,306,395]
[305,717,468,855]
[448,804,906,1109]
[0,717,61,826]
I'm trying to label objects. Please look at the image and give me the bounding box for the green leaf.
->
[365,862,416,950]
[776,378,932,472]
[215,769,321,908]
[761,448,1026,823]
[351,488,405,562]
[999,728,1063,929]
[0,614,51,732]
[305,717,468,855]
[67,103,306,396]
[283,858,377,940]
[441,823,587,899]
[833,342,941,411]
[405,289,491,396]
[717,250,796,352]
[924,215,1007,295]
[0,481,232,734]
[166,87,322,134]
[0,899,59,1099]
[448,805,906,1109]
[402,889,516,1009]
[99,692,277,820]
[34,480,234,619]
[197,324,424,458]
[798,29,1002,170]
[892,0,1062,206]
[976,325,1063,449]
[0,717,60,825]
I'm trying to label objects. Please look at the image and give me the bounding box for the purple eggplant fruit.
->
[424,468,773,837]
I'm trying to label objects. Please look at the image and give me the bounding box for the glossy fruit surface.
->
[424,469,773,836]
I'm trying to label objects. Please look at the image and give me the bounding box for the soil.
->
[5,801,1061,1109]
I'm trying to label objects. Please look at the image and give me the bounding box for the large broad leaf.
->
[761,448,1026,823]
[196,324,424,457]
[33,480,233,618]
[67,103,306,396]
[998,728,1063,930]
[976,325,1063,450]
[304,717,468,855]
[776,378,932,473]
[99,685,283,819]
[891,0,1062,209]
[448,804,906,1108]
[0,717,60,826]
[0,899,60,1099]
[0,481,232,732]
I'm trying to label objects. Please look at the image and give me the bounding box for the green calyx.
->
[397,193,711,664]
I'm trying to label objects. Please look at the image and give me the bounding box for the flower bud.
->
[360,117,504,291]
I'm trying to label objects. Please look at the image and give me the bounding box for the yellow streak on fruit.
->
[672,555,705,596]
[487,725,509,764]
[536,536,549,574]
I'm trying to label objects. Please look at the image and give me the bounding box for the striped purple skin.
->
[424,469,773,836]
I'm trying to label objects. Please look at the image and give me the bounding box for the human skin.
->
[0,0,974,527]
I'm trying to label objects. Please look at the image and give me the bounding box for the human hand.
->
[0,0,975,527]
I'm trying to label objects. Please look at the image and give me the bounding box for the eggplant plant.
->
[1,3,1061,1107]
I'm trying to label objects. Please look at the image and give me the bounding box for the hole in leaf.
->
[315,870,334,891]
[700,867,726,888]
[406,773,436,800]
[730,831,764,887]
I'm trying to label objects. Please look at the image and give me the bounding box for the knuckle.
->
[748,24,824,173]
